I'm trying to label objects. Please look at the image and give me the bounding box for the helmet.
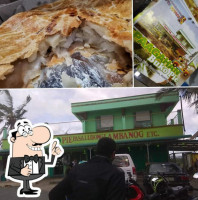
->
[151,177,167,194]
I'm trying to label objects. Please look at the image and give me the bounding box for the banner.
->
[134,0,198,86]
[56,125,184,147]
[2,125,184,149]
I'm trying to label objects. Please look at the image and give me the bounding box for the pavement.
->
[0,177,62,200]
[1,175,198,199]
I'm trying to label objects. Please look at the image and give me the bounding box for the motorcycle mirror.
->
[193,172,198,179]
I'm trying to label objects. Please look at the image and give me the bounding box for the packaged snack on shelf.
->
[134,0,198,86]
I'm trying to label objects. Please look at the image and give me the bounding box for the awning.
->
[169,140,198,151]
[60,135,192,151]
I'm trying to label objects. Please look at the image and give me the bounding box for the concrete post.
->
[122,109,126,130]
[177,110,182,124]
[122,115,126,129]
[146,143,150,164]
[3,127,7,139]
[88,147,92,159]
[82,121,86,133]
[173,150,176,163]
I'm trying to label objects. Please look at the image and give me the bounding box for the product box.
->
[134,0,198,86]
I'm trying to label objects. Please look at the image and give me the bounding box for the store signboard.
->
[2,125,184,149]
[134,0,198,86]
[56,125,183,147]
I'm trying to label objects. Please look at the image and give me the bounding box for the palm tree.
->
[0,90,31,147]
[156,88,198,112]
[156,88,198,139]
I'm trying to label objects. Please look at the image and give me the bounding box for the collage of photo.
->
[0,1,198,200]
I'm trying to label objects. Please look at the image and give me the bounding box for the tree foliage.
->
[0,90,31,146]
[156,88,198,112]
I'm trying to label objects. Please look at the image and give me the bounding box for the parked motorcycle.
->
[143,173,198,200]
[126,179,145,200]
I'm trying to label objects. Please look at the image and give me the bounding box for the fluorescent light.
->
[135,71,141,77]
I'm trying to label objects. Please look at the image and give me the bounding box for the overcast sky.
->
[0,88,198,137]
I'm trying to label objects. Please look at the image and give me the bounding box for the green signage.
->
[56,125,183,147]
[2,125,183,150]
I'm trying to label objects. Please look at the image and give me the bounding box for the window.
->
[135,111,152,128]
[96,115,114,131]
[112,155,130,167]
[149,163,182,174]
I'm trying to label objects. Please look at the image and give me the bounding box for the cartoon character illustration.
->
[5,119,64,198]
[179,16,186,24]
[173,56,190,78]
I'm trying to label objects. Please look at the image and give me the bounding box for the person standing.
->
[49,137,125,200]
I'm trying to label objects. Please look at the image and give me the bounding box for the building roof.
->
[176,29,195,49]
[72,92,179,119]
[169,140,198,151]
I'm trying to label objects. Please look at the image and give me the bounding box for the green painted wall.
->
[72,93,179,113]
[149,144,169,163]
[85,108,123,133]
[130,146,147,172]
[72,93,180,134]
[83,104,170,133]
[119,144,168,171]
[129,144,168,171]
[151,106,167,126]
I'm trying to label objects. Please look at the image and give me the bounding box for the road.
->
[0,177,59,200]
[1,176,198,199]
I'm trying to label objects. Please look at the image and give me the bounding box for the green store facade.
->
[0,92,191,177]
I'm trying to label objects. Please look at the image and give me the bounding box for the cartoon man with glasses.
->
[5,119,64,198]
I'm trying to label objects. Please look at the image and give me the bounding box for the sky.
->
[0,88,198,138]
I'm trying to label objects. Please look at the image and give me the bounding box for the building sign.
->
[55,125,183,147]
[2,125,184,149]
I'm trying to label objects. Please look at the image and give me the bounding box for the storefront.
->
[0,92,192,177]
[53,124,189,172]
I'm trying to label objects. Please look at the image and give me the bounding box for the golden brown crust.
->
[0,9,81,65]
[0,64,14,80]
[0,0,132,81]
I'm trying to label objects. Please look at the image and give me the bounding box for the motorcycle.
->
[124,169,198,200]
[144,173,198,200]
[126,179,145,200]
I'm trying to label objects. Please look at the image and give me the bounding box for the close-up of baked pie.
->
[0,0,132,88]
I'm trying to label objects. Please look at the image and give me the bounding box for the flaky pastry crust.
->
[0,0,132,82]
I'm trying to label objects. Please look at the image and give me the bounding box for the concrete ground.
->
[1,176,198,199]
[0,177,61,200]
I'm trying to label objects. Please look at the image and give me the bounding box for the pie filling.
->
[0,21,132,88]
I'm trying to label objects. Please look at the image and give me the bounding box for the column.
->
[177,109,182,124]
[3,127,7,139]
[122,109,126,129]
[122,115,126,129]
[82,120,86,133]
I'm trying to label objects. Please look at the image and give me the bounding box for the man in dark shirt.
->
[49,137,126,200]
